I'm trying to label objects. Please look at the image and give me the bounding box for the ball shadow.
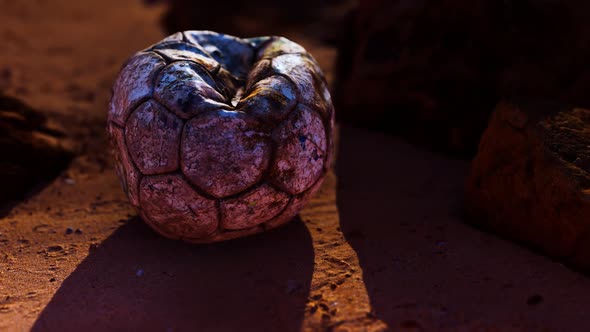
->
[32,216,313,331]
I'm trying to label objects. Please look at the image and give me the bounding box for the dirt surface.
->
[2,0,590,331]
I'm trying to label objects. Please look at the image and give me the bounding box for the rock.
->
[334,0,590,156]
[162,0,354,40]
[465,100,590,270]
[0,93,73,213]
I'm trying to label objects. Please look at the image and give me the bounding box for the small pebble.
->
[75,229,83,234]
[47,245,63,252]
[308,302,318,314]
[65,228,73,235]
[49,278,56,282]
[64,178,75,185]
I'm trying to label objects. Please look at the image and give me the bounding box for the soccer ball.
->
[107,31,334,243]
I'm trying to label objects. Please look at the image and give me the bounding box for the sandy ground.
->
[2,0,590,331]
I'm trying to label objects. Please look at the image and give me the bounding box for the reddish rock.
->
[0,93,73,209]
[465,101,590,269]
[162,0,352,39]
[334,0,590,156]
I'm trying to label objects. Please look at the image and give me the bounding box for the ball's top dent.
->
[183,30,255,79]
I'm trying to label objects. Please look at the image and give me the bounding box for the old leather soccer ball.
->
[107,31,334,242]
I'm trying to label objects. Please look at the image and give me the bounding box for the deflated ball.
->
[107,31,334,243]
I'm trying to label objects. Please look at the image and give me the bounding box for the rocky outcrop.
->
[334,0,590,156]
[465,100,590,269]
[162,0,354,42]
[0,93,73,213]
